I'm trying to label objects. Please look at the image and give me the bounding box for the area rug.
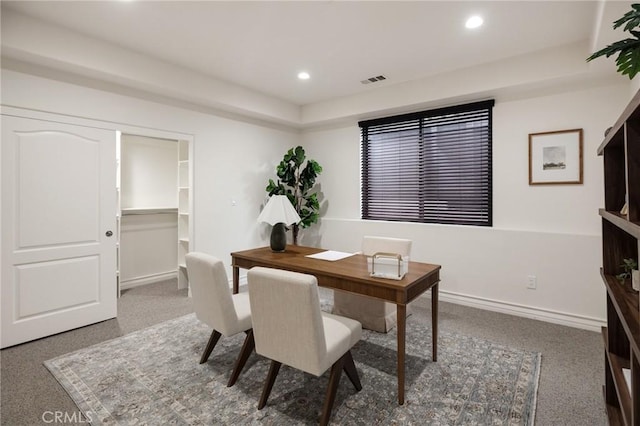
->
[45,310,540,425]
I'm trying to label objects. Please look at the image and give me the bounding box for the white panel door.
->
[1,115,117,348]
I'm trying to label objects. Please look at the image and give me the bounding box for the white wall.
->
[120,134,178,209]
[119,213,178,287]
[1,60,631,330]
[302,82,630,330]
[1,69,298,279]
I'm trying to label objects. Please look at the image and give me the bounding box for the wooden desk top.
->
[231,245,441,304]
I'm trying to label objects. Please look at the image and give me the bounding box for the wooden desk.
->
[230,245,441,405]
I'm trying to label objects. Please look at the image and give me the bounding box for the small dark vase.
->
[270,223,287,252]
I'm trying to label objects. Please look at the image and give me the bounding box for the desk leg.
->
[432,283,438,362]
[233,265,239,294]
[397,303,406,405]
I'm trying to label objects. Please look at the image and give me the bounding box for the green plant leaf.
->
[300,162,319,192]
[615,40,640,78]
[621,258,638,271]
[293,146,306,166]
[614,4,640,31]
[283,148,294,163]
[587,38,640,61]
[588,36,640,79]
[266,179,286,196]
[587,5,640,79]
[305,192,320,210]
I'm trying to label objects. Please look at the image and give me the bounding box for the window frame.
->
[360,99,495,227]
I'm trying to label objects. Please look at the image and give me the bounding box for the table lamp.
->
[257,195,301,252]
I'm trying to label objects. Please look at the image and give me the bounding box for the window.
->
[360,100,494,226]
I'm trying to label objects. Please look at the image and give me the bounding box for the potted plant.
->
[587,4,640,79]
[265,146,322,244]
[617,258,639,290]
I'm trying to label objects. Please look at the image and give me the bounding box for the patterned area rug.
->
[45,308,540,425]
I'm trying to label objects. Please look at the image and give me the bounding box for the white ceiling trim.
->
[0,3,630,129]
[1,9,301,126]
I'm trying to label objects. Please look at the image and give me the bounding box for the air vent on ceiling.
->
[360,75,387,85]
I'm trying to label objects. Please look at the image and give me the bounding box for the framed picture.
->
[528,128,583,185]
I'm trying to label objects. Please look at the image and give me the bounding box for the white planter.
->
[633,269,640,291]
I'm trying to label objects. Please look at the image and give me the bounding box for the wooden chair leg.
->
[319,354,346,426]
[227,329,255,387]
[342,350,362,391]
[200,329,222,364]
[258,360,282,410]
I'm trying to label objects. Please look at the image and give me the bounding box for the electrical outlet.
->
[527,275,537,290]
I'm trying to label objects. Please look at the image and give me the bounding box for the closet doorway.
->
[117,134,191,295]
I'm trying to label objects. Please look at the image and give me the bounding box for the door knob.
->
[105,230,113,237]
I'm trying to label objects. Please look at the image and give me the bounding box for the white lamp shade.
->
[257,195,301,226]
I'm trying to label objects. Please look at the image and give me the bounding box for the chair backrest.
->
[362,236,412,257]
[247,267,326,374]
[185,252,238,335]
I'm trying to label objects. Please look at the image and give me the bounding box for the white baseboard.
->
[120,271,178,290]
[434,290,605,332]
[234,273,605,332]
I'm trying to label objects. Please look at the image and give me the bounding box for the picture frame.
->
[528,128,583,185]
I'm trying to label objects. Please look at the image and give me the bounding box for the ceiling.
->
[2,1,603,106]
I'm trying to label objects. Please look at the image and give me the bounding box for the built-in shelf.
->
[116,139,121,297]
[177,140,190,289]
[121,207,178,215]
[599,89,640,425]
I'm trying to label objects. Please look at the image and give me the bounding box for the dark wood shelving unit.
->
[600,89,640,425]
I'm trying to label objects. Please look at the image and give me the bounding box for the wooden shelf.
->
[604,386,625,426]
[602,271,640,358]
[600,89,640,425]
[604,328,633,425]
[600,209,640,240]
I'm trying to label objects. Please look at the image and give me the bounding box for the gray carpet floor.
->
[1,279,606,425]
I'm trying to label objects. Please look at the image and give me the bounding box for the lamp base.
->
[270,222,287,252]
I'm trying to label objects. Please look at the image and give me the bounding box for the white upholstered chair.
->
[185,252,254,387]
[332,236,412,333]
[247,267,362,426]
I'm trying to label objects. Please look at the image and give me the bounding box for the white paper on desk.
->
[306,250,355,261]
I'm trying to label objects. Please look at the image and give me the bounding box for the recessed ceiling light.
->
[298,71,310,80]
[465,16,483,29]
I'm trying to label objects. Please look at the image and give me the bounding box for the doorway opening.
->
[116,134,191,295]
